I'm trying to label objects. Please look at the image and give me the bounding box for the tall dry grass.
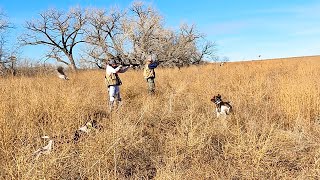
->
[1,56,320,179]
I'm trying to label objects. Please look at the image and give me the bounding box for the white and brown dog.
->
[73,119,102,142]
[211,94,232,117]
[57,66,69,80]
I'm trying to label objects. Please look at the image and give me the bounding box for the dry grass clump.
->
[1,56,320,179]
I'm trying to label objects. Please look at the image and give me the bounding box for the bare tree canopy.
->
[20,7,87,70]
[0,10,17,76]
[85,7,128,68]
[124,2,215,67]
[124,1,164,63]
[20,2,215,69]
[0,11,10,31]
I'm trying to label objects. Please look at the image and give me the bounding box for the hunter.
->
[105,59,130,111]
[143,55,159,95]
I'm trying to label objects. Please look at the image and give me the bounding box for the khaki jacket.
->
[105,65,123,87]
[105,73,122,87]
[143,64,155,79]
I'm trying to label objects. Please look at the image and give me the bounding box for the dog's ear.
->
[217,94,221,98]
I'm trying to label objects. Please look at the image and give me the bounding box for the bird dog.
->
[73,119,102,142]
[57,66,69,80]
[211,94,232,117]
[33,136,54,160]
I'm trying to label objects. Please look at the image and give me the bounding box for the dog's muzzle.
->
[214,99,222,105]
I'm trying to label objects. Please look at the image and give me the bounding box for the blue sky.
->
[2,0,320,62]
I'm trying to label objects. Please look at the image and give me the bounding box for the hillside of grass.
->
[1,56,320,179]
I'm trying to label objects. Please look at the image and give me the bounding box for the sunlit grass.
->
[1,56,320,179]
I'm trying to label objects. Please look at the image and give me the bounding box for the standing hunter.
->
[105,58,131,111]
[143,55,159,95]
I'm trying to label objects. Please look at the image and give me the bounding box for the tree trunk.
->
[67,55,77,71]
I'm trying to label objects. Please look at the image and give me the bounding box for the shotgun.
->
[120,62,141,67]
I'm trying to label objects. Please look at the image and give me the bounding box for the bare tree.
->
[83,1,215,68]
[0,10,8,70]
[149,23,210,66]
[0,10,17,76]
[124,3,214,67]
[192,39,216,64]
[85,2,162,67]
[20,7,87,70]
[168,24,200,65]
[123,1,164,64]
[0,10,9,31]
[0,33,7,74]
[85,7,127,68]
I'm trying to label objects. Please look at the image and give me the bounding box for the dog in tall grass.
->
[57,66,69,80]
[211,94,232,117]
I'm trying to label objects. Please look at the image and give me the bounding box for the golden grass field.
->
[1,56,320,179]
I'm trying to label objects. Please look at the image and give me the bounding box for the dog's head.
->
[211,94,222,105]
